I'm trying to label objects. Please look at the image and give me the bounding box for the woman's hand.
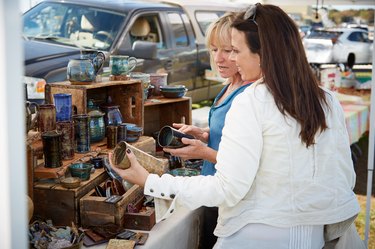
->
[163,138,217,163]
[172,123,209,143]
[108,149,149,187]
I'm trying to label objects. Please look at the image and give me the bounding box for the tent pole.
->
[364,24,375,246]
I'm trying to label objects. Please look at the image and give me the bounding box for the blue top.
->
[200,83,252,176]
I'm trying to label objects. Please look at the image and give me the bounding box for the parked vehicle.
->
[303,28,373,65]
[22,0,245,103]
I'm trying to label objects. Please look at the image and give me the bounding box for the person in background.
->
[110,3,361,248]
[162,12,252,249]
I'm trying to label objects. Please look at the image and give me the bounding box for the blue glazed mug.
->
[54,93,72,121]
[109,55,137,76]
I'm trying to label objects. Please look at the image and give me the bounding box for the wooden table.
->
[83,207,204,249]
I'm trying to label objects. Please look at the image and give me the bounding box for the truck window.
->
[167,13,189,47]
[195,11,226,36]
[129,15,164,49]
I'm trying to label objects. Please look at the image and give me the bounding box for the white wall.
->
[0,0,28,248]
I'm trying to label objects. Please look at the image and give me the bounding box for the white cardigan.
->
[144,80,360,238]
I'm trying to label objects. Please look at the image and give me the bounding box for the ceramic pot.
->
[42,130,63,168]
[67,59,96,83]
[73,114,90,153]
[56,121,75,160]
[54,93,72,121]
[106,125,118,149]
[38,104,56,133]
[88,110,105,142]
[80,50,105,74]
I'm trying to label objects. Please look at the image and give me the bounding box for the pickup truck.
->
[23,0,245,103]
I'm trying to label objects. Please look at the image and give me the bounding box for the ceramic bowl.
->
[126,125,143,143]
[69,163,93,181]
[160,85,187,98]
[60,177,81,189]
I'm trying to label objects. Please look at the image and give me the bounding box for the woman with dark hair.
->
[110,4,361,248]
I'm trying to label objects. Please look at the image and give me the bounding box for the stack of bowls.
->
[159,85,187,98]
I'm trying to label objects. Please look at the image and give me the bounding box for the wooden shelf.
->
[143,96,192,136]
[45,79,144,127]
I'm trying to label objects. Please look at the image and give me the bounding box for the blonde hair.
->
[205,12,236,74]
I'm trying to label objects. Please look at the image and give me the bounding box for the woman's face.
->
[210,37,238,79]
[230,28,262,82]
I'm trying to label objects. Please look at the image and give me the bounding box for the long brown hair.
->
[232,4,327,147]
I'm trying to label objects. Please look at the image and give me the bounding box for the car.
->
[22,0,246,104]
[303,28,373,65]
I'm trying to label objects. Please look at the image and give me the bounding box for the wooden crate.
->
[45,80,144,127]
[143,97,192,136]
[33,168,108,226]
[31,136,158,226]
[123,196,156,231]
[80,185,144,228]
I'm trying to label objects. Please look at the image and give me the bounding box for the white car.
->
[303,28,373,65]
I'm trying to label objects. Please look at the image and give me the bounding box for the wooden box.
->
[144,97,192,136]
[123,196,156,231]
[80,184,144,228]
[33,168,108,226]
[45,80,144,127]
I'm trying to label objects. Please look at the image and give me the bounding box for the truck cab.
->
[23,0,246,103]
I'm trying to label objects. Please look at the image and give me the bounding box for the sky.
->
[19,0,374,13]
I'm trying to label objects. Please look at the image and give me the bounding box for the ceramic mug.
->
[109,55,137,76]
[157,125,194,148]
